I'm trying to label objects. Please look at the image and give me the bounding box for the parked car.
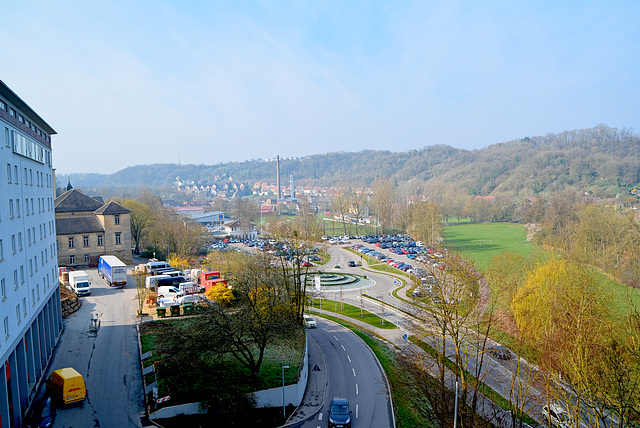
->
[488,346,511,360]
[303,314,317,328]
[542,402,573,428]
[328,396,352,428]
[25,396,56,428]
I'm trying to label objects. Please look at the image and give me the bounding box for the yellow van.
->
[46,367,86,405]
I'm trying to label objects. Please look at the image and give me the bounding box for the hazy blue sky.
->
[2,1,638,174]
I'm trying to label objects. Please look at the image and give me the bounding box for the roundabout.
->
[304,272,375,291]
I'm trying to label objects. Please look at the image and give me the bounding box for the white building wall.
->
[0,84,62,428]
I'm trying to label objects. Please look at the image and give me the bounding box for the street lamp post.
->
[281,365,290,418]
[334,292,337,315]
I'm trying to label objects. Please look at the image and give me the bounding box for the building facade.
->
[54,189,132,266]
[0,80,63,428]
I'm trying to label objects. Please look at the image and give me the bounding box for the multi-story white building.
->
[0,80,62,427]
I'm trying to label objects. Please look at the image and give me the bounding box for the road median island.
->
[308,297,398,330]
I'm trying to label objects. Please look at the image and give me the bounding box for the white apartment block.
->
[0,80,63,427]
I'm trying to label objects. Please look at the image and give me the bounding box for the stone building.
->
[54,188,132,266]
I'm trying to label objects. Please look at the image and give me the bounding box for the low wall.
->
[253,336,308,408]
[150,402,205,419]
[61,295,81,317]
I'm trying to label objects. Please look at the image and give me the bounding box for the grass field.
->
[443,222,535,270]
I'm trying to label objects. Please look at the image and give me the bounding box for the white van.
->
[146,275,171,289]
[157,286,182,299]
[163,270,183,278]
[147,261,172,275]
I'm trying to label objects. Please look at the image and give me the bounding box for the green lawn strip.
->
[313,313,436,427]
[443,222,534,270]
[308,298,398,329]
[139,319,304,401]
[315,249,331,265]
[409,336,537,426]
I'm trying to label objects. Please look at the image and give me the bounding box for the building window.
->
[9,199,13,218]
[6,163,10,183]
[114,214,120,225]
[18,232,22,251]
[14,165,17,183]
[115,232,121,245]
[3,316,9,339]
[16,305,20,324]
[97,235,104,246]
[0,239,3,260]
[70,255,75,264]
[1,278,5,300]
[11,235,16,254]
[27,229,31,245]
[22,298,26,317]
[84,254,90,264]
[20,265,24,283]
[13,270,18,289]
[68,237,75,248]
[83,235,89,247]
[16,199,20,218]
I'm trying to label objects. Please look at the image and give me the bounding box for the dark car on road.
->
[328,396,352,428]
[488,346,511,360]
[26,397,56,428]
[348,260,356,267]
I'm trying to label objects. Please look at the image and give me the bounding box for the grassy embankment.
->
[139,319,304,401]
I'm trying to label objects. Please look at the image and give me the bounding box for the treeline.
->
[69,125,640,199]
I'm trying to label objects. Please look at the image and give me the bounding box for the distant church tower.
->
[66,176,73,191]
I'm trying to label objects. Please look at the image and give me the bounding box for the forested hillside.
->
[68,125,639,197]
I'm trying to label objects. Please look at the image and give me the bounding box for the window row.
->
[7,197,54,219]
[1,103,52,143]
[6,162,52,188]
[0,223,56,259]
[68,234,105,249]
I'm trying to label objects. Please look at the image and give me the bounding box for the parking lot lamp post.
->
[282,365,290,418]
[334,292,337,315]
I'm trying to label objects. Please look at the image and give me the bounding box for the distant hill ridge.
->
[67,124,639,198]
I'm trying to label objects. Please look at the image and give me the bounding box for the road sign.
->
[156,395,171,404]
[312,364,321,372]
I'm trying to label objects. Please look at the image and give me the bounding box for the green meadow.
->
[443,222,535,270]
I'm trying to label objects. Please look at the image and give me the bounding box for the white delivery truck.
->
[68,271,91,296]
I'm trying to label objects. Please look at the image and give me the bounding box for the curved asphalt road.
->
[298,318,394,428]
